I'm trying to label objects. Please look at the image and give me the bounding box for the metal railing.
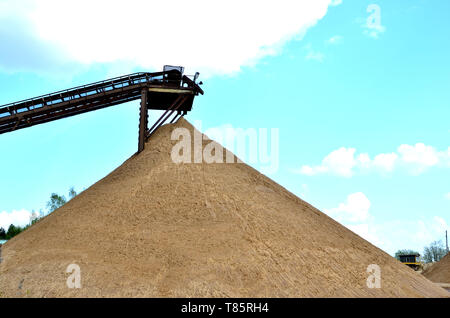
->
[0,70,200,117]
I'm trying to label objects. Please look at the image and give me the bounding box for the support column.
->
[138,89,148,153]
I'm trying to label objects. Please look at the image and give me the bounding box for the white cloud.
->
[347,223,383,247]
[327,35,343,45]
[398,143,439,174]
[296,143,450,177]
[0,209,34,230]
[363,25,386,39]
[304,43,325,62]
[398,143,439,166]
[372,153,398,172]
[431,216,448,234]
[330,0,342,6]
[324,192,383,247]
[0,0,341,77]
[439,146,450,167]
[299,165,315,176]
[322,192,449,255]
[445,192,450,200]
[325,192,371,223]
[356,153,371,168]
[299,147,356,177]
[415,217,448,246]
[298,147,397,177]
[377,217,449,255]
[321,147,356,176]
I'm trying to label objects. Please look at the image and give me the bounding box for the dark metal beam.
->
[0,68,204,153]
[169,111,180,124]
[146,95,188,139]
[138,89,148,153]
[146,95,183,137]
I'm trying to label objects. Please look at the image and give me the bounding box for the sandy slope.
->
[0,118,447,297]
[422,253,450,284]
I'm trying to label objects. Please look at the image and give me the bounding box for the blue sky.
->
[0,0,449,256]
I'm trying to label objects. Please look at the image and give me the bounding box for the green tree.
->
[0,227,6,239]
[46,193,67,213]
[29,210,42,226]
[395,249,420,261]
[423,240,446,263]
[2,188,76,241]
[30,217,40,226]
[6,224,24,239]
[69,187,77,200]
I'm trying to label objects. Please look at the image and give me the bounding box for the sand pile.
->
[0,118,448,297]
[423,253,450,284]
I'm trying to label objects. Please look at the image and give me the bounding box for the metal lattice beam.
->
[0,68,204,152]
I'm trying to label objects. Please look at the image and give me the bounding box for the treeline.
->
[0,224,28,240]
[423,240,448,262]
[0,187,77,241]
[395,240,448,263]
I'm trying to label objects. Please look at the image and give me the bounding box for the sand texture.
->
[0,118,448,297]
[422,253,450,284]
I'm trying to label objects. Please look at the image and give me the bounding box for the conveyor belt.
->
[0,69,203,135]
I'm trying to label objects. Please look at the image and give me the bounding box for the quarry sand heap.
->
[0,118,448,297]
[422,253,450,285]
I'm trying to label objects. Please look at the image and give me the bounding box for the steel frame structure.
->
[0,68,203,152]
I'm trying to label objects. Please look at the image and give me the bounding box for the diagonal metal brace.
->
[145,95,188,139]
